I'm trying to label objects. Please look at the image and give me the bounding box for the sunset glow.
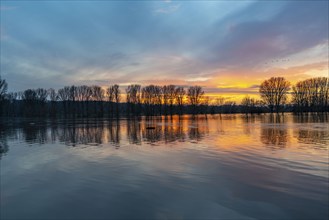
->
[1,1,328,103]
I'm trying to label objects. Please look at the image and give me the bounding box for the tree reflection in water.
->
[22,122,48,144]
[0,140,8,159]
[127,118,142,145]
[242,115,256,135]
[163,116,185,143]
[188,116,209,142]
[293,113,329,146]
[0,131,9,158]
[0,116,209,148]
[0,122,9,158]
[260,114,288,149]
[57,120,105,146]
[108,120,120,148]
[0,114,328,154]
[142,126,162,144]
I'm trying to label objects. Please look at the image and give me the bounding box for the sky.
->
[1,0,328,102]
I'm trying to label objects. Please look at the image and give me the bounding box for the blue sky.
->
[1,0,328,100]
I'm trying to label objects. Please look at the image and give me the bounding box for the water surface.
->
[1,114,328,219]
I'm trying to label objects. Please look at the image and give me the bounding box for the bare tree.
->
[162,85,176,115]
[126,84,141,116]
[48,88,57,102]
[292,77,329,112]
[187,86,204,114]
[36,88,48,103]
[154,85,162,115]
[142,85,162,116]
[0,76,8,116]
[215,96,225,115]
[57,86,70,116]
[175,86,185,115]
[91,85,104,101]
[259,77,290,113]
[241,95,256,114]
[201,96,210,117]
[0,76,8,101]
[68,86,76,102]
[107,86,115,102]
[78,85,93,115]
[107,85,115,116]
[167,85,176,116]
[162,85,170,115]
[108,84,121,117]
[48,88,57,117]
[36,88,48,116]
[6,92,18,102]
[21,89,38,116]
[57,86,70,101]
[90,85,104,116]
[78,85,92,101]
[113,84,121,116]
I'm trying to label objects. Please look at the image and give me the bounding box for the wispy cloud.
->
[186,77,211,82]
[154,4,180,14]
[1,1,328,99]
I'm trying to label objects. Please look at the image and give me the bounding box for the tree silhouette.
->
[126,84,141,116]
[167,85,176,116]
[175,86,185,115]
[107,85,115,116]
[0,76,8,101]
[292,77,329,112]
[259,77,290,113]
[0,76,8,116]
[187,86,204,114]
[142,85,162,116]
[113,84,121,117]
[1,76,328,118]
[241,95,256,114]
[22,89,38,116]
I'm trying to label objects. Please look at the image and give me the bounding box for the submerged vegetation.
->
[0,76,328,118]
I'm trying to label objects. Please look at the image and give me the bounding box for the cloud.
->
[263,61,329,82]
[204,86,259,95]
[186,77,211,82]
[248,85,260,89]
[1,0,327,100]
[154,4,180,14]
[200,1,328,69]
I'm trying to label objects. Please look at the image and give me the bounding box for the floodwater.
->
[0,114,328,220]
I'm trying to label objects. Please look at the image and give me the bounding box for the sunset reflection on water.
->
[1,114,328,220]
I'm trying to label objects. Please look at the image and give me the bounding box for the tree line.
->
[258,76,328,113]
[0,76,328,117]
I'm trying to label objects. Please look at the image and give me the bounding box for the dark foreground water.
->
[1,114,328,220]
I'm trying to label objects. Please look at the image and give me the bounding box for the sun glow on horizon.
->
[0,1,327,103]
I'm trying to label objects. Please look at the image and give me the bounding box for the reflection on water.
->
[163,118,185,143]
[0,114,328,220]
[260,115,288,148]
[1,113,328,160]
[0,116,212,147]
[296,129,328,145]
[0,124,10,158]
[127,119,142,145]
[293,114,329,146]
[0,140,8,157]
[108,120,120,147]
[1,113,328,158]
